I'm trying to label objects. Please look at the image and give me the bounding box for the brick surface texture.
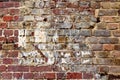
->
[0,0,120,79]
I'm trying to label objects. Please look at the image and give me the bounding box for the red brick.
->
[30,66,52,72]
[0,23,7,28]
[13,73,23,79]
[2,73,12,79]
[0,2,3,8]
[24,73,34,79]
[14,43,18,50]
[13,16,19,21]
[8,66,29,72]
[3,16,13,21]
[7,37,18,43]
[3,58,13,64]
[67,72,82,79]
[14,2,20,7]
[0,65,6,72]
[103,44,114,51]
[9,9,19,15]
[7,50,18,57]
[14,30,18,36]
[34,73,44,79]
[4,30,13,36]
[44,73,56,79]
[83,73,93,79]
[0,37,6,42]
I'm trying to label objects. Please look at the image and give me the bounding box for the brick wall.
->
[0,0,120,79]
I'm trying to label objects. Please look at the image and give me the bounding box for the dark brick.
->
[67,72,82,79]
[109,74,120,80]
[99,38,119,44]
[93,30,111,37]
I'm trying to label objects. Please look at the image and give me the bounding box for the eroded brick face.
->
[0,0,120,79]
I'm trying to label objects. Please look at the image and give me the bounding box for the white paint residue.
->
[61,58,67,64]
[81,51,91,57]
[53,31,58,42]
[82,59,90,64]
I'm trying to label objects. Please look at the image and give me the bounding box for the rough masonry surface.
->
[0,0,120,79]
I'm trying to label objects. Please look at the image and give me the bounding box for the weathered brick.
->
[99,38,119,44]
[107,23,119,30]
[44,73,56,79]
[4,30,13,36]
[67,72,82,79]
[0,37,6,42]
[109,66,120,74]
[13,73,23,79]
[83,73,93,79]
[93,30,111,37]
[57,73,66,79]
[3,58,13,64]
[0,65,6,72]
[9,9,19,15]
[24,73,34,79]
[114,59,120,65]
[115,45,120,50]
[86,37,98,44]
[97,22,107,29]
[3,16,13,21]
[113,30,120,37]
[33,73,44,79]
[93,58,113,65]
[95,51,109,58]
[91,44,103,51]
[6,50,18,57]
[110,51,120,58]
[8,66,29,72]
[101,16,120,22]
[98,66,109,73]
[100,2,111,9]
[80,29,91,37]
[98,9,118,16]
[0,23,7,28]
[2,44,14,50]
[103,44,114,51]
[30,66,52,72]
[1,73,12,79]
[109,74,120,80]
